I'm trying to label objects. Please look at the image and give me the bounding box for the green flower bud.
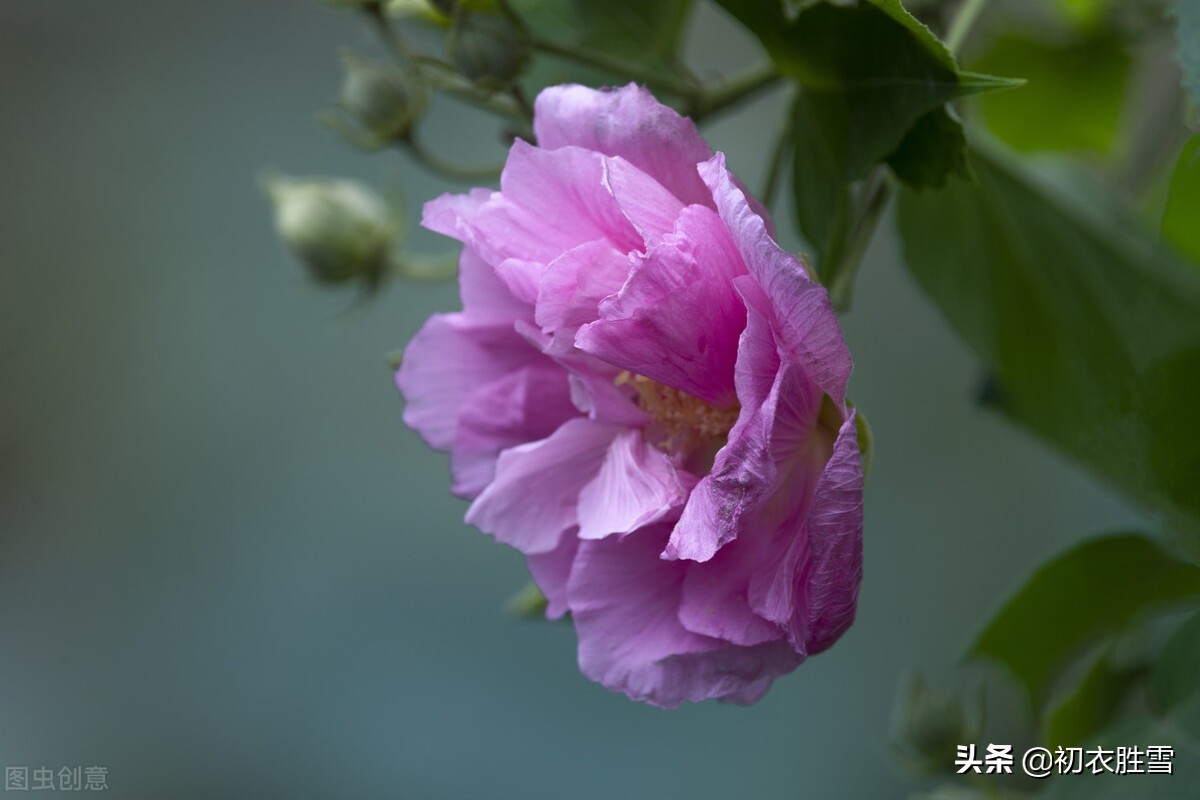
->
[263,175,395,287]
[890,673,976,776]
[446,11,530,88]
[339,52,425,143]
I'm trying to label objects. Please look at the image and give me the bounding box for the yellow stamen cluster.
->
[616,371,740,454]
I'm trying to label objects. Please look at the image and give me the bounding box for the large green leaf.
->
[886,106,972,189]
[1148,610,1200,713]
[511,0,693,90]
[1044,647,1141,748]
[967,534,1200,705]
[768,1,1013,271]
[897,147,1200,547]
[1162,135,1200,265]
[1175,0,1200,108]
[1041,693,1200,798]
[970,32,1131,155]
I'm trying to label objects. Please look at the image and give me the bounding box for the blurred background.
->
[0,1,1151,797]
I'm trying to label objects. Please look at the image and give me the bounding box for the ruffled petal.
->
[800,411,864,654]
[576,429,691,540]
[527,533,580,620]
[742,411,861,653]
[396,313,540,451]
[451,363,578,498]
[456,243,533,324]
[575,205,746,407]
[534,239,632,333]
[677,529,788,647]
[700,153,852,405]
[567,525,803,708]
[465,418,618,555]
[603,155,686,245]
[534,83,713,207]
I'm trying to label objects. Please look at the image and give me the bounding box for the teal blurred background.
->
[0,2,1149,797]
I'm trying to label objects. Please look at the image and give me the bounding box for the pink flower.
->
[396,83,863,707]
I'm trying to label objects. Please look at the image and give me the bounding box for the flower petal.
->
[396,313,540,451]
[535,239,632,333]
[567,525,803,708]
[465,418,618,555]
[527,533,580,620]
[677,530,788,647]
[451,363,578,498]
[576,429,691,540]
[575,205,746,407]
[700,153,852,405]
[800,411,864,654]
[534,83,713,207]
[744,411,861,652]
[603,156,686,245]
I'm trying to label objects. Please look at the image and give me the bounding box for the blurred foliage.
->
[1162,135,1200,263]
[898,150,1200,553]
[970,32,1131,154]
[966,534,1200,707]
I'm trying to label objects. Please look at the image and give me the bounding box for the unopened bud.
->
[446,11,530,87]
[263,175,395,287]
[891,673,975,775]
[339,52,425,143]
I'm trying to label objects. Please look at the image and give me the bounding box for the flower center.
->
[616,372,740,458]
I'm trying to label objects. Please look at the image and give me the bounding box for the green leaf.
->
[570,0,692,64]
[897,146,1200,546]
[728,1,1016,272]
[781,3,1007,182]
[1162,135,1200,264]
[1041,693,1200,798]
[967,533,1200,705]
[970,32,1132,154]
[1148,610,1200,712]
[886,107,973,188]
[511,0,693,90]
[1045,647,1140,748]
[1175,0,1200,109]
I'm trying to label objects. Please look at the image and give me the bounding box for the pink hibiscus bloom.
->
[396,83,863,708]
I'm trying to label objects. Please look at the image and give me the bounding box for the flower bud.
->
[339,52,425,143]
[890,673,975,776]
[446,11,530,87]
[263,175,395,287]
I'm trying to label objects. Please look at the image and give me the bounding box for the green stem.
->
[365,5,526,123]
[388,252,459,282]
[690,66,781,122]
[761,106,794,210]
[531,36,696,96]
[945,0,990,56]
[821,0,992,312]
[402,134,505,183]
[827,169,890,313]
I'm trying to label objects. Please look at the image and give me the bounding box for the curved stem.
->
[388,252,459,282]
[761,104,794,210]
[402,134,504,183]
[531,36,696,97]
[828,169,890,313]
[365,5,525,122]
[691,66,781,122]
[822,0,993,312]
